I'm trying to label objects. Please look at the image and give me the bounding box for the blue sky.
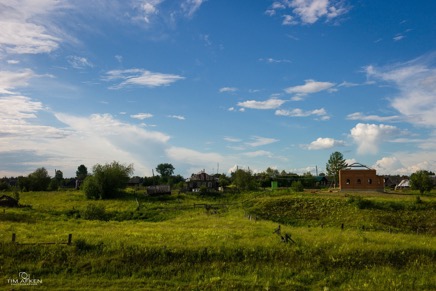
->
[1,0,436,178]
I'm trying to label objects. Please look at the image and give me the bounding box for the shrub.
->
[291,181,304,192]
[83,204,107,221]
[82,176,101,199]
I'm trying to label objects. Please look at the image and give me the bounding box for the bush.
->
[291,181,304,192]
[84,161,134,199]
[83,204,107,221]
[82,176,101,199]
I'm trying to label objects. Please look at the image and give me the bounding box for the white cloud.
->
[181,0,205,18]
[131,113,153,120]
[237,98,286,110]
[373,154,436,175]
[284,79,335,99]
[0,95,173,176]
[259,57,292,64]
[346,112,400,122]
[282,15,297,25]
[104,68,185,89]
[275,107,328,118]
[0,0,64,55]
[306,137,345,150]
[7,60,20,64]
[168,115,185,120]
[246,136,279,147]
[0,69,36,94]
[166,146,223,166]
[67,56,93,69]
[219,87,238,93]
[266,0,350,25]
[350,123,399,154]
[393,34,405,41]
[224,137,242,143]
[365,53,436,127]
[243,150,273,158]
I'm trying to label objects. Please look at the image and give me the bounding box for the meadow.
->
[1,189,435,290]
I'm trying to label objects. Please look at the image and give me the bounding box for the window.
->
[368,178,372,184]
[346,179,351,185]
[357,179,361,184]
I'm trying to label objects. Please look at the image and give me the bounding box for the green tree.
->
[28,167,51,191]
[410,170,433,194]
[231,168,258,191]
[156,163,175,177]
[76,164,88,181]
[326,152,347,187]
[83,161,134,199]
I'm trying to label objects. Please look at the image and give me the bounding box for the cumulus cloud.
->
[284,79,335,100]
[103,68,185,89]
[305,137,345,150]
[350,123,399,154]
[266,0,350,25]
[237,98,286,110]
[365,53,436,127]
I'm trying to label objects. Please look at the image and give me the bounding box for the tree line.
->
[1,152,434,197]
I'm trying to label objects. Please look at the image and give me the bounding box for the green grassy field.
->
[1,189,435,290]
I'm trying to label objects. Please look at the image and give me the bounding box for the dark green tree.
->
[76,164,88,181]
[28,167,51,191]
[326,151,347,187]
[83,161,134,199]
[156,163,175,177]
[231,168,258,191]
[410,170,433,194]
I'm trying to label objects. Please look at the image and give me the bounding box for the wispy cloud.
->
[275,108,328,118]
[259,57,292,64]
[181,0,206,18]
[0,0,64,55]
[131,113,153,120]
[305,137,346,150]
[243,150,273,158]
[0,69,37,94]
[365,53,436,127]
[246,136,279,147]
[237,98,286,110]
[346,112,400,122]
[266,0,350,25]
[168,115,185,120]
[103,68,184,89]
[284,79,335,100]
[219,87,238,93]
[67,56,93,69]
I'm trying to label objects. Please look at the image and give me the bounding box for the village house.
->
[339,163,385,192]
[186,170,219,192]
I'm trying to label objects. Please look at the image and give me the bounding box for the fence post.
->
[68,234,72,245]
[12,233,16,243]
[341,223,344,230]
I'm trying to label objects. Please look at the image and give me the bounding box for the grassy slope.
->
[0,189,435,290]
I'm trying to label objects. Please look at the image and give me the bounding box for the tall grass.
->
[0,190,435,290]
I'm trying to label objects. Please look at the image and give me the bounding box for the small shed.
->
[0,195,19,207]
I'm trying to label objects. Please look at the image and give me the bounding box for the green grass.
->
[0,189,435,290]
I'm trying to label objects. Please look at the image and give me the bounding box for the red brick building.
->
[339,163,384,192]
